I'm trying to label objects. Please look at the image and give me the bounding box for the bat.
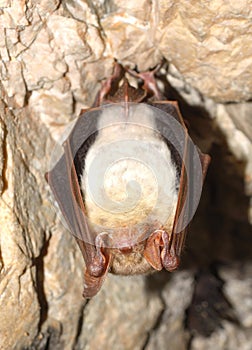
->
[46,62,210,298]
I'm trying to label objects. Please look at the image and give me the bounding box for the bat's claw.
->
[88,257,106,277]
[161,249,180,271]
[94,62,124,106]
[87,232,110,277]
[160,230,180,271]
[126,63,164,100]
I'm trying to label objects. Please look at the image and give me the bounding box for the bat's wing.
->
[165,101,210,259]
[82,242,112,298]
[144,101,210,270]
[46,114,111,298]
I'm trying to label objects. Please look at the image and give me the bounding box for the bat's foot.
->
[94,62,124,106]
[126,63,164,100]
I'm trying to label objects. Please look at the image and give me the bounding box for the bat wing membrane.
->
[46,136,111,298]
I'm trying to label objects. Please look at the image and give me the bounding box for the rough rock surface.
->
[0,1,251,350]
[100,0,252,102]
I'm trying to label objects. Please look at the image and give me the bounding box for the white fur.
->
[81,104,178,243]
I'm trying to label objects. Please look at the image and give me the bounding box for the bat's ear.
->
[144,230,180,272]
[144,231,163,271]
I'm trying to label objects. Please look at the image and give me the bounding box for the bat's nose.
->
[119,246,133,254]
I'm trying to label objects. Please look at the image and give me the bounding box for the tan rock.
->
[1,60,26,106]
[102,0,252,102]
[0,1,251,349]
[0,116,5,195]
[0,106,41,350]
[75,274,163,350]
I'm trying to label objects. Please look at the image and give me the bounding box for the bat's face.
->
[46,63,210,297]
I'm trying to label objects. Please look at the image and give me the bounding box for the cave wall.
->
[0,1,252,349]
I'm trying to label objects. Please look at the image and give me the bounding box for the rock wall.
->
[0,1,251,349]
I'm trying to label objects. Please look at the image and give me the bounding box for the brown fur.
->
[110,242,153,275]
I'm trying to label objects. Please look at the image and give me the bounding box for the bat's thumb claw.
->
[161,250,180,272]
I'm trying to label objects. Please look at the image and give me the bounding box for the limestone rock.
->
[75,274,163,350]
[101,0,252,102]
[0,103,41,350]
[0,115,5,195]
[145,271,194,350]
[0,1,251,349]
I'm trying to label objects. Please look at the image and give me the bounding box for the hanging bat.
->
[46,62,210,298]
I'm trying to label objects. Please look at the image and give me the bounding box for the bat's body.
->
[46,63,210,297]
[81,104,178,274]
